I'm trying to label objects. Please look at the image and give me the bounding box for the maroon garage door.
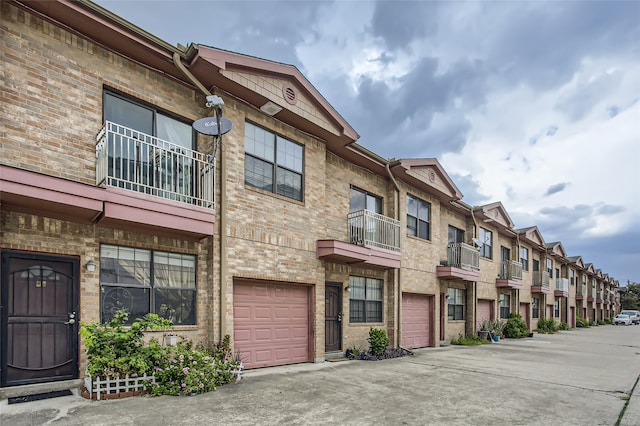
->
[233,280,311,369]
[476,299,493,331]
[401,293,433,349]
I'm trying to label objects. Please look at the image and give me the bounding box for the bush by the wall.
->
[368,328,389,357]
[503,313,529,338]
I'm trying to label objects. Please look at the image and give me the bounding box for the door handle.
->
[65,319,76,325]
[337,313,342,322]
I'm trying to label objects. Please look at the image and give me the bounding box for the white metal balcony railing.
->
[580,284,587,296]
[96,121,215,208]
[591,287,597,298]
[348,209,401,252]
[499,260,523,280]
[555,278,569,292]
[533,271,550,287]
[446,242,480,271]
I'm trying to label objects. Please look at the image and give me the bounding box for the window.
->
[532,298,539,319]
[100,244,196,325]
[554,299,560,318]
[406,195,430,240]
[479,228,493,259]
[245,122,304,201]
[570,269,575,285]
[520,247,529,271]
[350,187,382,213]
[533,259,540,272]
[448,288,465,320]
[546,259,553,278]
[349,276,383,323]
[499,293,510,319]
[448,225,465,244]
[103,91,195,197]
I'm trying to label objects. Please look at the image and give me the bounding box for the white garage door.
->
[401,293,433,349]
[233,280,311,369]
[476,299,493,331]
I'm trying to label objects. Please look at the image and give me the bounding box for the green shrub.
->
[576,316,590,328]
[536,318,559,334]
[368,328,389,357]
[503,313,529,338]
[559,322,570,330]
[604,318,612,325]
[451,333,489,345]
[80,310,172,378]
[597,319,605,325]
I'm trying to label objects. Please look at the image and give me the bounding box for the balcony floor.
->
[316,240,401,270]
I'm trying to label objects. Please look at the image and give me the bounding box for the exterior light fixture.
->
[260,101,282,116]
[86,260,96,272]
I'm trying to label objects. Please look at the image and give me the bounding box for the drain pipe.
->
[173,53,227,344]
[385,161,401,348]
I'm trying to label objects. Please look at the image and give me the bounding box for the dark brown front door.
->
[1,252,79,386]
[324,283,342,352]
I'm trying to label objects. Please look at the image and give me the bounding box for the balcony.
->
[496,260,523,289]
[576,284,587,300]
[97,121,214,209]
[596,290,603,304]
[531,271,551,294]
[317,209,401,270]
[436,242,480,281]
[587,288,596,302]
[554,278,569,297]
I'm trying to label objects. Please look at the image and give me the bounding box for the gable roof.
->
[545,241,567,259]
[474,202,515,233]
[388,159,462,202]
[566,256,585,269]
[514,226,546,250]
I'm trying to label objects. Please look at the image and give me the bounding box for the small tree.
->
[503,313,528,338]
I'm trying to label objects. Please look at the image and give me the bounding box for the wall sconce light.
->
[345,286,350,292]
[86,260,96,273]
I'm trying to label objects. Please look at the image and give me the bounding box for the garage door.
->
[476,299,493,331]
[233,280,311,369]
[401,293,433,349]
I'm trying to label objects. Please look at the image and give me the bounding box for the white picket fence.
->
[84,374,155,400]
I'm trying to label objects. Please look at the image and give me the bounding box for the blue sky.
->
[95,0,640,284]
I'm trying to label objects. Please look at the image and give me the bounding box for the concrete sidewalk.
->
[2,324,639,425]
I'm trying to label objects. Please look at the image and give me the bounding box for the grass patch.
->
[451,333,489,346]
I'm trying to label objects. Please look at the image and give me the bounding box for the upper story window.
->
[244,122,304,201]
[350,187,382,213]
[479,227,492,259]
[533,259,540,272]
[103,91,198,200]
[448,225,465,244]
[100,244,196,325]
[570,269,575,285]
[546,259,553,277]
[406,195,430,240]
[520,247,529,271]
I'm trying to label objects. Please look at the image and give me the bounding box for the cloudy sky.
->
[95,0,640,284]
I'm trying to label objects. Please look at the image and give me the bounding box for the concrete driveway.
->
[2,325,640,425]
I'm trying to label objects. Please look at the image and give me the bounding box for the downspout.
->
[385,162,401,348]
[173,53,227,344]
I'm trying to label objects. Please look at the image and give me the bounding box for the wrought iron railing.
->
[446,242,480,271]
[499,260,523,280]
[96,121,214,208]
[348,209,400,252]
[533,271,550,287]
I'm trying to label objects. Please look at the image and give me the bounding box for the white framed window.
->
[448,288,465,320]
[499,293,510,319]
[479,227,493,259]
[520,247,529,271]
[406,194,430,240]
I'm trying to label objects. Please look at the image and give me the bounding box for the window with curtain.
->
[406,194,430,240]
[448,288,465,320]
[349,276,383,323]
[100,244,196,325]
[245,121,304,201]
[448,225,465,244]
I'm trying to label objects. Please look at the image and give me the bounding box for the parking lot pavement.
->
[2,324,639,425]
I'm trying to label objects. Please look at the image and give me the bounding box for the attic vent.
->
[282,83,298,105]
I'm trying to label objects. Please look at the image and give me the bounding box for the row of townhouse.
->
[0,0,621,390]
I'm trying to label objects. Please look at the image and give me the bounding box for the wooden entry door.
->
[324,283,342,352]
[1,252,79,386]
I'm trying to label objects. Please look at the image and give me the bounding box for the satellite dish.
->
[472,238,483,247]
[192,117,233,136]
